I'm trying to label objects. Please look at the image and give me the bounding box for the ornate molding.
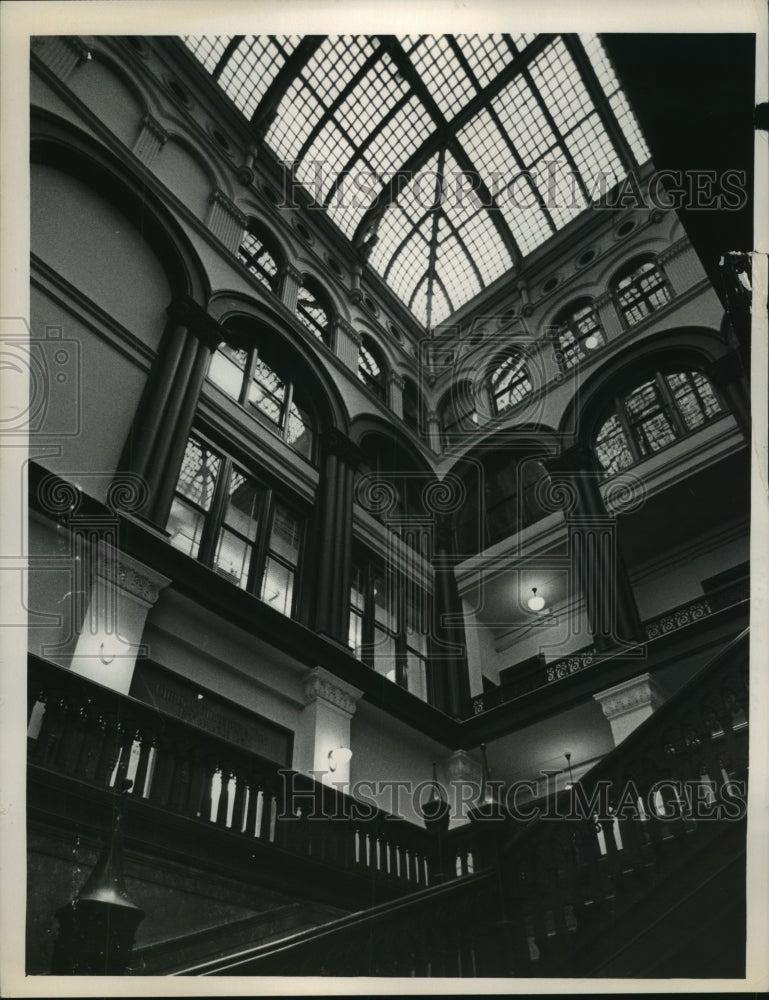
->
[644,599,712,640]
[140,113,169,146]
[284,263,304,286]
[303,667,362,716]
[593,671,668,721]
[546,648,596,684]
[95,543,171,606]
[336,318,362,347]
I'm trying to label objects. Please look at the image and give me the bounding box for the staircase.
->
[166,628,749,978]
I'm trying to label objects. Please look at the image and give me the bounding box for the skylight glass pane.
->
[363,96,435,176]
[497,190,552,256]
[581,34,651,164]
[397,154,441,225]
[493,76,558,166]
[409,278,430,326]
[435,218,482,307]
[564,113,624,200]
[386,219,432,302]
[530,152,582,230]
[298,122,354,201]
[335,55,407,146]
[428,282,452,326]
[459,109,517,181]
[441,151,478,228]
[219,37,286,120]
[407,35,476,119]
[266,80,324,162]
[303,35,375,105]
[454,34,512,89]
[368,204,408,274]
[458,210,512,285]
[529,39,593,135]
[183,36,232,74]
[326,172,378,237]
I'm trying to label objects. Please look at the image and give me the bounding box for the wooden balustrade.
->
[176,627,749,977]
[27,654,477,900]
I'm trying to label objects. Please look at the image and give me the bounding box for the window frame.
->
[439,381,479,448]
[553,299,605,369]
[237,224,282,295]
[357,336,387,400]
[612,257,673,328]
[349,556,431,701]
[594,368,724,476]
[207,339,317,461]
[296,277,333,346]
[488,352,534,416]
[167,432,307,617]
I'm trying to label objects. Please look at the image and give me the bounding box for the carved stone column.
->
[426,408,443,453]
[294,667,363,792]
[310,429,363,644]
[281,263,303,313]
[117,296,223,527]
[70,542,171,694]
[207,189,247,253]
[335,318,362,372]
[594,671,669,745]
[546,444,643,651]
[431,517,470,717]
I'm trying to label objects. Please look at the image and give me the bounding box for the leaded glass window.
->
[613,258,672,327]
[489,354,533,414]
[554,300,604,369]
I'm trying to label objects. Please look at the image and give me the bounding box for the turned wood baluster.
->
[131,727,154,800]
[94,712,123,786]
[148,733,176,807]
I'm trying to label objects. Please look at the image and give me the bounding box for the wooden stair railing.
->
[170,627,748,978]
[26,654,477,907]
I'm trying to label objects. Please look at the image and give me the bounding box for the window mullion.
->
[199,455,231,566]
[614,396,641,463]
[657,372,687,437]
[250,487,274,595]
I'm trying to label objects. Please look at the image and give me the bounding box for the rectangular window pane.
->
[260,557,295,616]
[208,347,246,399]
[286,401,314,458]
[373,573,395,630]
[349,608,364,657]
[638,413,676,454]
[224,469,261,541]
[372,626,397,681]
[268,504,302,565]
[214,528,252,588]
[350,565,365,612]
[167,498,206,558]
[405,652,427,701]
[176,438,221,510]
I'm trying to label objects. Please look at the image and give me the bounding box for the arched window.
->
[358,336,386,400]
[237,224,281,294]
[488,353,533,415]
[207,338,316,459]
[612,257,672,327]
[439,381,478,448]
[553,299,604,369]
[296,276,332,345]
[594,369,723,475]
[166,434,304,617]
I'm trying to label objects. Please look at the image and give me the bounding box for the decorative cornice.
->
[303,667,363,716]
[546,648,596,684]
[644,599,712,640]
[593,671,668,721]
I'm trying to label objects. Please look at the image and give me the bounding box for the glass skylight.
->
[182,33,650,329]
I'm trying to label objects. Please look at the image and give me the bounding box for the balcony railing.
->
[27,654,476,905]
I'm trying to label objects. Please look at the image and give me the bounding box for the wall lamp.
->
[328,747,353,772]
[527,587,546,612]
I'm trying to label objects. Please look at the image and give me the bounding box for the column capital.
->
[208,188,247,228]
[166,296,223,351]
[320,428,363,469]
[303,666,363,717]
[139,113,169,146]
[336,317,362,347]
[594,671,668,723]
[387,371,406,390]
[284,263,304,286]
[96,542,172,607]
